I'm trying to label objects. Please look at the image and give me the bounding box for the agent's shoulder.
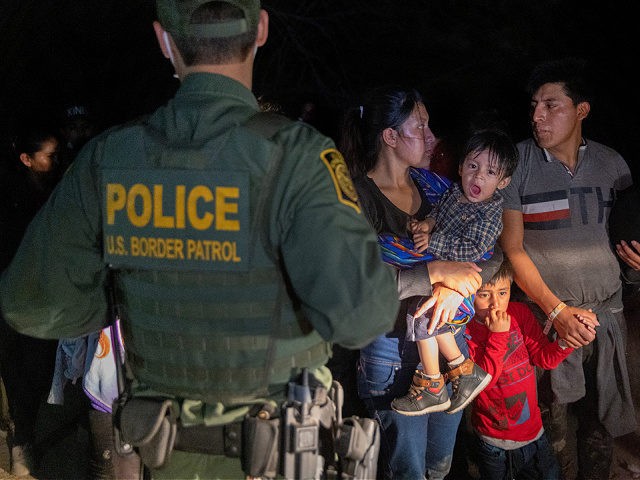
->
[92,114,152,145]
[242,112,333,154]
[244,111,294,139]
[276,118,331,143]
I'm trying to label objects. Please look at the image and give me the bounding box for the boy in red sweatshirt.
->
[466,260,588,479]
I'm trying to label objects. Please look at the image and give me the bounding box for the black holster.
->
[335,417,380,480]
[113,397,177,470]
[241,403,280,478]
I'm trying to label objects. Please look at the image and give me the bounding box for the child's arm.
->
[408,217,435,235]
[516,303,574,369]
[412,232,431,252]
[575,311,598,330]
[409,217,435,253]
[467,307,510,389]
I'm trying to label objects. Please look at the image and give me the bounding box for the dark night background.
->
[1,0,639,181]
[2,5,640,478]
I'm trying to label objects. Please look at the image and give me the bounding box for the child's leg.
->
[416,337,440,376]
[442,329,492,415]
[391,337,450,416]
[474,434,509,479]
[435,330,464,365]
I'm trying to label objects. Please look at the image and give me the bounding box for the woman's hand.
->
[427,260,482,298]
[616,240,640,271]
[414,284,464,334]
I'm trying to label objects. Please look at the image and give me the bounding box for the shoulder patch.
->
[320,148,360,213]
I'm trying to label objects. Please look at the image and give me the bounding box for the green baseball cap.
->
[157,0,260,38]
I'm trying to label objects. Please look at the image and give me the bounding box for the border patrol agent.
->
[0,1,399,478]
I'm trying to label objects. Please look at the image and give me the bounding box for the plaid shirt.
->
[426,182,503,261]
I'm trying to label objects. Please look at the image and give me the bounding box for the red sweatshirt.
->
[466,302,573,442]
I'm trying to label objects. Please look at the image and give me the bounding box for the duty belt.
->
[175,422,242,457]
[113,379,381,479]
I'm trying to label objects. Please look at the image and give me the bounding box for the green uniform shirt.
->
[0,73,398,424]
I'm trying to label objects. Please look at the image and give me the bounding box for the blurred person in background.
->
[0,122,62,477]
[57,102,98,171]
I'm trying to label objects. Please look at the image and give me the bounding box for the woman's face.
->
[395,103,437,168]
[20,137,59,173]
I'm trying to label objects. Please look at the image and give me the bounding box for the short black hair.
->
[11,123,59,159]
[461,128,518,180]
[526,57,593,106]
[484,258,514,287]
[172,1,256,66]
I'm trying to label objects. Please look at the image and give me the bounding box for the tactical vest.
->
[99,112,331,405]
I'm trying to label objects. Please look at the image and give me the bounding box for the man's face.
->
[473,276,511,318]
[62,117,95,150]
[529,82,587,150]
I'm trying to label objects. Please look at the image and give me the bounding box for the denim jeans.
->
[474,433,560,480]
[357,327,468,479]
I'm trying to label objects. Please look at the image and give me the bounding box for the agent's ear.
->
[255,9,269,48]
[577,101,590,120]
[19,153,32,168]
[382,127,397,147]
[153,21,172,60]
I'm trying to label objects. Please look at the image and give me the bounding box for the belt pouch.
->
[119,398,177,469]
[241,406,280,478]
[336,416,380,479]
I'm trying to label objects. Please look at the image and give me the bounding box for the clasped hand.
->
[554,306,598,349]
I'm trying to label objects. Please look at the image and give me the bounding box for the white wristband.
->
[543,302,567,335]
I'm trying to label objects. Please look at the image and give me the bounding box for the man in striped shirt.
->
[499,57,636,480]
